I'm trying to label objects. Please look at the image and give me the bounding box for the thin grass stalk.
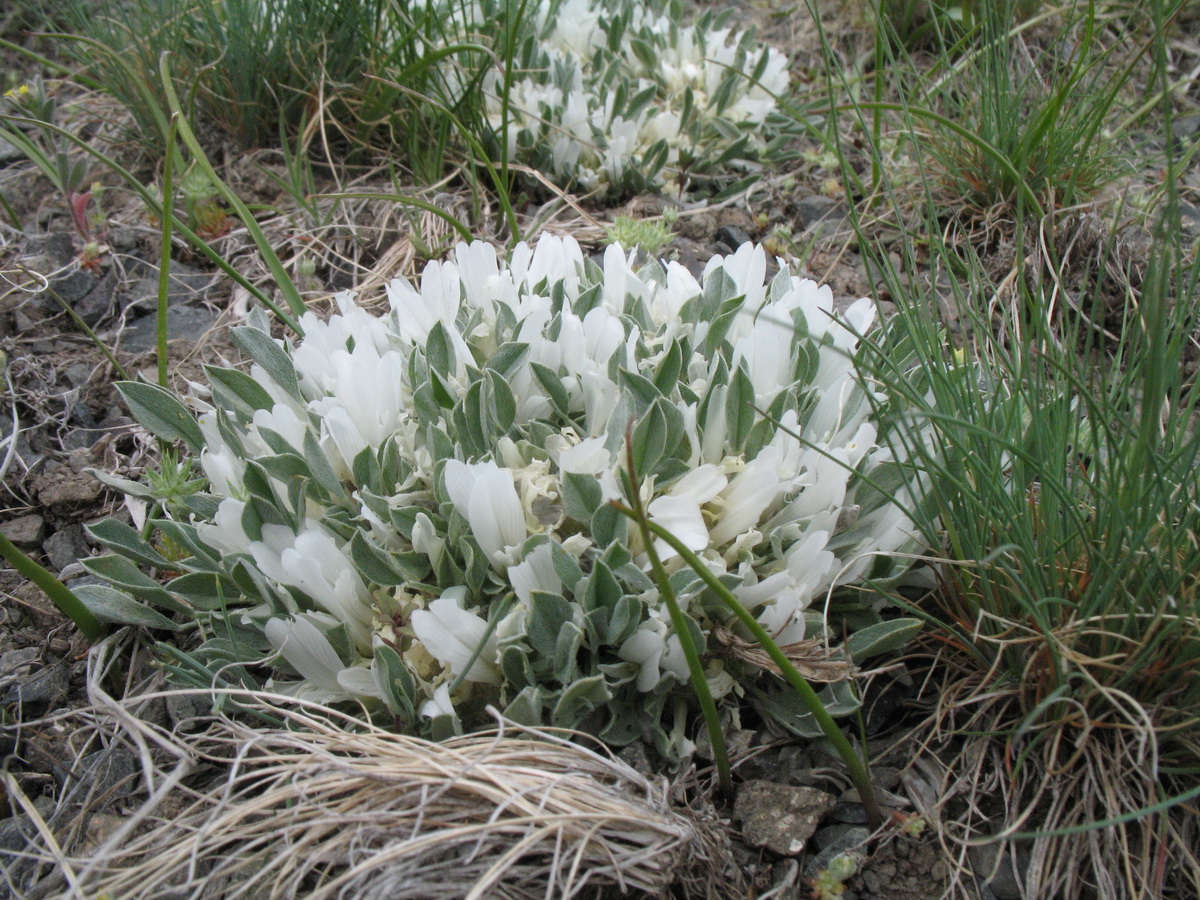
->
[47,32,185,173]
[315,191,475,243]
[0,37,97,86]
[42,284,130,381]
[616,424,732,801]
[156,114,180,389]
[369,73,521,243]
[0,531,104,641]
[0,113,303,332]
[157,53,307,322]
[622,511,883,831]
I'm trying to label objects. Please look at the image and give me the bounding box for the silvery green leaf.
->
[183,493,220,521]
[704,294,746,358]
[350,532,430,586]
[631,398,668,475]
[303,431,347,502]
[652,339,684,394]
[425,423,455,464]
[503,686,545,726]
[726,363,756,452]
[526,591,575,658]
[561,472,603,522]
[598,697,646,746]
[412,382,442,426]
[86,469,159,501]
[117,382,204,452]
[73,585,183,631]
[604,595,641,646]
[426,321,455,377]
[845,618,923,662]
[165,572,240,610]
[484,369,516,435]
[486,342,529,378]
[257,453,311,486]
[204,365,274,421]
[152,519,220,569]
[582,559,622,614]
[552,675,610,727]
[529,362,571,417]
[428,711,461,742]
[590,503,625,548]
[86,518,172,569]
[351,445,380,489]
[553,620,584,684]
[703,265,738,317]
[501,644,536,688]
[230,326,300,399]
[373,642,416,721]
[83,555,191,615]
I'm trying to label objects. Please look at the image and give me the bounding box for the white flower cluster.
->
[481,0,790,197]
[93,240,924,752]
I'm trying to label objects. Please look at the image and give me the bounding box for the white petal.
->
[265,616,344,694]
[411,595,500,684]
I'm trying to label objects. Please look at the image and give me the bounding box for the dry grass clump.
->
[900,640,1200,900]
[13,684,736,900]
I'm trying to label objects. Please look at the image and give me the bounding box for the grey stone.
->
[166,692,212,731]
[733,780,836,856]
[969,843,1025,900]
[72,269,121,325]
[0,514,45,546]
[812,823,870,852]
[120,304,219,354]
[0,797,55,854]
[61,746,139,799]
[63,362,92,387]
[107,226,139,251]
[44,524,90,571]
[0,133,24,165]
[715,224,752,252]
[13,309,37,333]
[24,232,76,267]
[49,268,97,305]
[795,195,845,228]
[122,263,216,315]
[828,801,870,824]
[4,662,68,707]
[0,647,41,681]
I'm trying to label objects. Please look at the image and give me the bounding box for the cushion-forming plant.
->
[479,0,791,197]
[89,240,926,757]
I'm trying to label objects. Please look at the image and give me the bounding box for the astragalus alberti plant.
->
[87,239,927,758]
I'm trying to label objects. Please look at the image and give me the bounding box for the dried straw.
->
[7,658,736,900]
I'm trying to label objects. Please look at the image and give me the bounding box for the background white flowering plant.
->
[86,239,926,758]
[478,0,792,198]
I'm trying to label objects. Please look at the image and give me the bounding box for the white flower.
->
[250,522,375,653]
[420,682,457,719]
[618,617,688,691]
[647,465,727,558]
[411,589,501,684]
[195,498,249,558]
[554,436,621,501]
[508,542,560,603]
[442,459,528,569]
[265,615,380,701]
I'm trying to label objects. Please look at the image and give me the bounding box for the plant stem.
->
[0,532,105,642]
[157,53,308,321]
[156,114,180,388]
[618,426,733,801]
[624,511,884,832]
